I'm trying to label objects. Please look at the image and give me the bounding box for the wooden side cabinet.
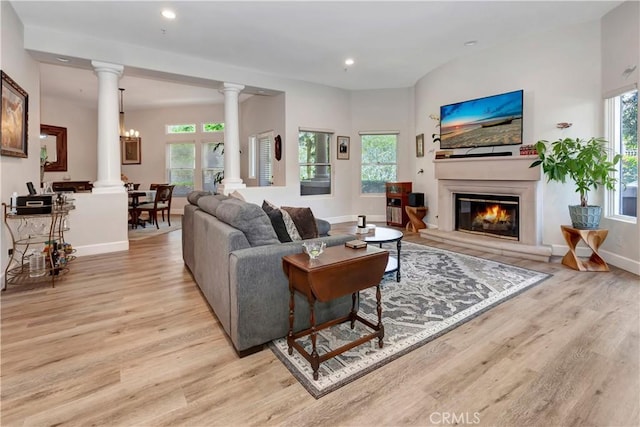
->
[385,182,412,227]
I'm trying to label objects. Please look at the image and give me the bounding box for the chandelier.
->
[119,88,140,138]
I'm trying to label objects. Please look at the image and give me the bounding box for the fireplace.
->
[424,157,551,262]
[455,193,519,240]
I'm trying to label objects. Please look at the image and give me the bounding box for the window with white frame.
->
[202,141,224,193]
[605,88,638,219]
[299,130,331,195]
[167,124,196,134]
[167,142,195,197]
[361,133,398,193]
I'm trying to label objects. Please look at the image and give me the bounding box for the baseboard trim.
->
[74,240,129,257]
[551,244,639,275]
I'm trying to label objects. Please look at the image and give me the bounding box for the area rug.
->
[269,241,551,398]
[128,215,181,241]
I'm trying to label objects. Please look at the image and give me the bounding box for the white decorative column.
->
[91,61,124,193]
[217,82,246,195]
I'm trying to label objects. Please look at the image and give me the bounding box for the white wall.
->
[1,2,41,278]
[40,96,98,183]
[415,17,639,273]
[600,0,640,274]
[349,88,415,222]
[239,92,286,187]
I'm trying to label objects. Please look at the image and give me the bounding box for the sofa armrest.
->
[315,218,331,237]
[228,234,353,351]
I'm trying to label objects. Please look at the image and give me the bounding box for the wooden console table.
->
[560,225,609,272]
[282,245,389,380]
[405,206,428,232]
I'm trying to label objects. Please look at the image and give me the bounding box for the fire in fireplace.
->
[455,193,519,240]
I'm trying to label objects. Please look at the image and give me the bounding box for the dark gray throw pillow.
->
[265,208,292,243]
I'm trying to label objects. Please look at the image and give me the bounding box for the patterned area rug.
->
[270,241,551,398]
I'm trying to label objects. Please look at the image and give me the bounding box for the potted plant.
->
[530,137,622,229]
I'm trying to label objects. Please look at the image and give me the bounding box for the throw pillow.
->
[215,199,279,247]
[265,208,292,243]
[281,206,319,240]
[229,190,246,201]
[280,209,302,241]
[262,200,302,241]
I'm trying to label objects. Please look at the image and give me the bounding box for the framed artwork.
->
[416,133,424,157]
[1,71,29,158]
[121,136,142,164]
[337,136,350,160]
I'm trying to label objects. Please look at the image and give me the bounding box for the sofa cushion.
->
[216,199,280,247]
[197,194,229,216]
[282,206,319,239]
[187,190,212,205]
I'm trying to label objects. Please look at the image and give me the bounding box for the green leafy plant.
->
[530,137,622,207]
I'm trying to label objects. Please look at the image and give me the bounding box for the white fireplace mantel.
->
[433,156,541,181]
[421,156,552,262]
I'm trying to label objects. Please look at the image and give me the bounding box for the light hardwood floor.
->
[1,224,639,426]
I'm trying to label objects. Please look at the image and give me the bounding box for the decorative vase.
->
[568,205,602,229]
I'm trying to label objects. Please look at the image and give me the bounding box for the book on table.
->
[345,240,367,249]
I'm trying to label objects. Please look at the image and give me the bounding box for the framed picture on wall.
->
[337,136,350,160]
[1,71,29,158]
[416,133,424,157]
[121,136,142,164]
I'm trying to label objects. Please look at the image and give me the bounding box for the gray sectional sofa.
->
[182,192,353,355]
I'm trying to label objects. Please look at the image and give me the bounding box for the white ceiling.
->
[10,0,623,110]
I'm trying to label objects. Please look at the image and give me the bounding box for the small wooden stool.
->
[560,225,609,272]
[405,206,428,232]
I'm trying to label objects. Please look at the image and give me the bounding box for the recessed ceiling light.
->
[345,58,355,66]
[464,40,477,46]
[56,57,70,63]
[161,9,176,20]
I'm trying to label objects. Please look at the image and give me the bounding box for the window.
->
[257,131,274,186]
[361,133,398,193]
[299,131,331,195]
[167,142,195,197]
[167,124,196,134]
[605,89,638,219]
[203,122,225,132]
[202,142,224,193]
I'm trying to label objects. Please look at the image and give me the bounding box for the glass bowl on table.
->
[302,241,326,260]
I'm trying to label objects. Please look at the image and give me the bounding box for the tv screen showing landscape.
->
[439,90,523,149]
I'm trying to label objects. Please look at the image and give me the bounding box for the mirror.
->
[40,124,67,172]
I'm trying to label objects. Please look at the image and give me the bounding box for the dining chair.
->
[136,185,175,229]
[149,183,169,191]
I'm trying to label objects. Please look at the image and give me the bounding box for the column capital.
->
[221,82,245,93]
[91,60,124,76]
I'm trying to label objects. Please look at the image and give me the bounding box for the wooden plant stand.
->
[405,206,428,232]
[560,225,609,272]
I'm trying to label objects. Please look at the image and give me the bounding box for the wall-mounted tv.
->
[439,89,523,150]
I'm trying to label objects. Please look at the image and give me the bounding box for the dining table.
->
[128,190,156,228]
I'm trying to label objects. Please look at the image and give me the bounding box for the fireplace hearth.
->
[455,193,519,240]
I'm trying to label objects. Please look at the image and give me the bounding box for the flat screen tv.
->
[439,89,523,150]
